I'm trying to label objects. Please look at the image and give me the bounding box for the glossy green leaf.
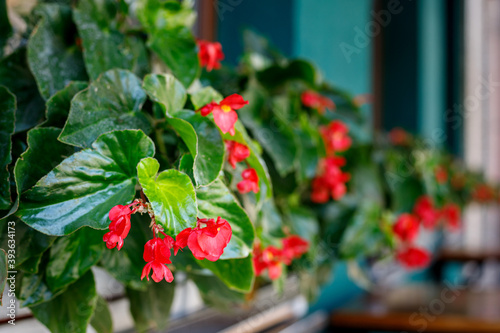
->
[221,121,273,200]
[18,130,155,235]
[59,69,150,148]
[167,110,225,186]
[0,249,6,306]
[30,270,97,333]
[198,256,254,293]
[178,153,195,183]
[90,295,113,333]
[137,157,197,235]
[126,281,175,333]
[0,219,56,274]
[17,268,65,307]
[42,81,88,127]
[190,86,223,110]
[136,0,199,87]
[0,86,15,210]
[46,227,104,292]
[27,4,87,99]
[15,128,75,195]
[100,213,151,291]
[73,0,149,80]
[1,127,75,221]
[0,48,45,133]
[196,178,254,259]
[142,73,187,115]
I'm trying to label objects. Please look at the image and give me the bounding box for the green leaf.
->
[142,73,187,115]
[178,153,195,183]
[221,121,273,200]
[100,213,151,291]
[1,127,75,221]
[0,86,15,210]
[0,219,56,274]
[257,200,285,239]
[59,69,150,148]
[167,110,224,186]
[27,4,87,99]
[30,270,97,333]
[17,270,65,307]
[339,203,390,259]
[136,0,199,87]
[0,249,7,306]
[137,157,197,235]
[189,272,245,310]
[74,0,149,80]
[90,295,113,333]
[256,59,318,90]
[126,281,175,333]
[196,179,255,259]
[46,227,104,292]
[286,207,318,244]
[0,48,45,133]
[18,130,155,235]
[190,86,223,110]
[198,256,254,293]
[42,81,88,127]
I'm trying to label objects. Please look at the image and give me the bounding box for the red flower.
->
[440,203,461,230]
[253,245,283,280]
[141,236,175,283]
[103,203,136,250]
[393,213,420,242]
[396,246,431,270]
[472,184,495,202]
[237,168,260,194]
[320,120,352,154]
[197,39,224,72]
[413,196,440,229]
[282,236,309,265]
[435,166,448,184]
[311,157,350,203]
[225,140,250,169]
[388,127,410,146]
[175,217,232,262]
[301,90,335,114]
[198,94,248,136]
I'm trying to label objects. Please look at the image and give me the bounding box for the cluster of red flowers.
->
[388,127,411,146]
[103,201,232,283]
[413,196,460,230]
[198,94,248,136]
[434,165,448,184]
[311,120,352,203]
[253,235,309,280]
[472,183,496,203]
[225,140,260,194]
[197,39,224,72]
[301,90,335,114]
[392,195,461,269]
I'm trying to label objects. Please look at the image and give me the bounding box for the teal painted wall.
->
[294,0,373,95]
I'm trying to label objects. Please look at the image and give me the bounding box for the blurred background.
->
[194,0,500,332]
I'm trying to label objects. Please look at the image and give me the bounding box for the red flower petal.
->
[213,108,238,135]
[220,94,248,110]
